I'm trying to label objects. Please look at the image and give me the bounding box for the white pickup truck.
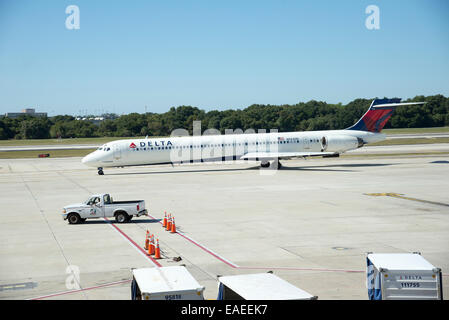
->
[62,193,148,224]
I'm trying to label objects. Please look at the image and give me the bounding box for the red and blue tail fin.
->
[347,98,423,133]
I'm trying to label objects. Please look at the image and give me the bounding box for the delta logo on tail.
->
[348,98,401,133]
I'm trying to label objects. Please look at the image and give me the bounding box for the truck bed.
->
[107,200,143,204]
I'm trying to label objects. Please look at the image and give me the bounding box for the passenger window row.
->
[131,138,319,151]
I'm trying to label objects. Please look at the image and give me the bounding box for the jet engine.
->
[320,135,364,153]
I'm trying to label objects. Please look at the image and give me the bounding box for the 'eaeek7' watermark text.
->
[180,304,268,317]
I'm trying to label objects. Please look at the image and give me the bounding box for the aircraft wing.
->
[240,151,337,160]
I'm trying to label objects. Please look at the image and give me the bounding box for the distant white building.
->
[75,116,105,125]
[5,108,47,118]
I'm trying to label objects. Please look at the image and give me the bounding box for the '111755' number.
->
[401,283,420,288]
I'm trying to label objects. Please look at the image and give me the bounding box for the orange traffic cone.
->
[162,212,167,228]
[149,234,155,255]
[145,230,150,250]
[147,235,152,256]
[170,217,176,233]
[167,214,172,231]
[145,233,149,250]
[154,239,161,259]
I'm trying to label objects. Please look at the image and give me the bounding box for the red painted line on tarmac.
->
[29,279,131,300]
[176,231,238,268]
[147,213,238,268]
[239,266,449,277]
[147,214,449,277]
[29,218,164,300]
[33,214,449,300]
[104,217,162,267]
[237,266,365,273]
[29,218,163,300]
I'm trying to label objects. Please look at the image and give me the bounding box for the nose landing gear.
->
[98,167,104,175]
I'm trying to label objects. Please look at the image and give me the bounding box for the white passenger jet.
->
[82,98,423,175]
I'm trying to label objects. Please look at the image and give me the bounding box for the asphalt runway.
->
[0,151,448,300]
[347,143,449,154]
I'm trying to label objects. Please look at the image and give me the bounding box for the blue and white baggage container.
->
[366,253,443,300]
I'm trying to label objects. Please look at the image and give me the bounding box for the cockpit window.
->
[97,146,111,151]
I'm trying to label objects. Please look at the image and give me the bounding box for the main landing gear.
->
[260,160,282,169]
[98,167,104,175]
[261,161,270,168]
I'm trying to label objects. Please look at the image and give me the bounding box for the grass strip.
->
[370,137,449,146]
[0,149,95,159]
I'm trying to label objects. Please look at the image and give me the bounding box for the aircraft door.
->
[113,143,122,161]
[303,137,311,150]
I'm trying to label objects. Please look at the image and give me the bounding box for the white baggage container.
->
[217,273,317,300]
[131,266,205,300]
[366,252,443,300]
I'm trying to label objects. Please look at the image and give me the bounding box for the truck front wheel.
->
[68,213,81,224]
[115,212,128,223]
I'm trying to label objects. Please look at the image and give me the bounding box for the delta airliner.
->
[82,98,423,175]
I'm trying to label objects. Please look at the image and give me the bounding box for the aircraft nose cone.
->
[82,153,95,165]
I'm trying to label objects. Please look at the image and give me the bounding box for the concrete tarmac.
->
[348,143,449,154]
[0,153,448,300]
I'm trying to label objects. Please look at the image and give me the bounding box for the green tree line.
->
[1,95,448,140]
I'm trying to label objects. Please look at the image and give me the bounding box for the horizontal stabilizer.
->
[370,102,426,109]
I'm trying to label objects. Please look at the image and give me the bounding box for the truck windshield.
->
[86,197,100,205]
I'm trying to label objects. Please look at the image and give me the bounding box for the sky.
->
[0,0,448,116]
